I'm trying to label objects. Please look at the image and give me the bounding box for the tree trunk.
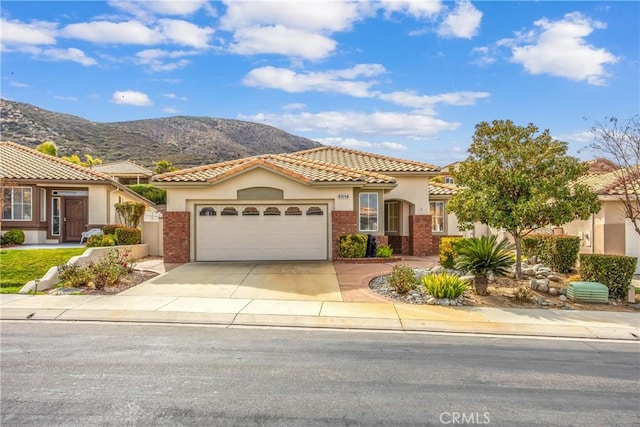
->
[474,274,489,295]
[513,233,522,280]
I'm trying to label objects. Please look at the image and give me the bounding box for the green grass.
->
[0,248,86,293]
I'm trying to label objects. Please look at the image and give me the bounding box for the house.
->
[0,141,155,244]
[152,146,443,262]
[91,160,154,185]
[561,166,640,272]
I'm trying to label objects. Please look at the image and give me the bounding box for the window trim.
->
[359,192,379,232]
[384,201,399,233]
[2,186,33,221]
[51,196,61,236]
[430,200,445,233]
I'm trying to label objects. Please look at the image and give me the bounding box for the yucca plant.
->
[422,273,468,299]
[455,236,515,295]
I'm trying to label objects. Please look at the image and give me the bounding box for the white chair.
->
[80,228,102,244]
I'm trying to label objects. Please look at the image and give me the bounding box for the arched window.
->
[264,207,281,216]
[306,206,323,216]
[199,207,216,216]
[242,207,259,216]
[285,207,302,216]
[221,207,238,216]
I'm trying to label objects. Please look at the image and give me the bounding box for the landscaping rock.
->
[559,295,568,302]
[529,279,538,290]
[460,275,475,284]
[538,267,552,274]
[538,284,549,293]
[532,263,544,272]
[522,268,536,276]
[549,287,558,296]
[559,288,567,296]
[548,274,563,282]
[426,297,437,305]
[430,266,444,274]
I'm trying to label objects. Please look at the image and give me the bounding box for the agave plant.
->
[455,235,515,295]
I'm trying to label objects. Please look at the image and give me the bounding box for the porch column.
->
[163,211,190,263]
[409,215,433,256]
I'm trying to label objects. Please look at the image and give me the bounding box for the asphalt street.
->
[1,322,639,426]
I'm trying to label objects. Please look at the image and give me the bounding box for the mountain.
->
[0,99,321,167]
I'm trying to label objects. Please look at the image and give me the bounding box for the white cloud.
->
[0,18,57,45]
[42,47,97,66]
[507,12,618,85]
[135,48,196,71]
[161,93,187,101]
[111,90,153,106]
[163,107,179,114]
[437,0,482,39]
[379,0,443,19]
[108,0,212,18]
[379,142,407,151]
[220,1,365,32]
[316,137,407,151]
[229,25,336,60]
[243,64,385,97]
[379,90,490,108]
[62,20,160,44]
[157,19,213,48]
[239,110,459,137]
[10,81,31,88]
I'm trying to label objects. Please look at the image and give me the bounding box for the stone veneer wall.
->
[409,215,434,256]
[163,211,190,263]
[331,211,357,260]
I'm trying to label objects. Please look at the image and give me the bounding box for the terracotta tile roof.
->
[292,146,440,173]
[92,161,153,176]
[0,141,111,182]
[577,166,640,196]
[153,153,397,185]
[429,182,458,196]
[584,158,619,174]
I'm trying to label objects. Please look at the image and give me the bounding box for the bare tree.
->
[589,115,640,236]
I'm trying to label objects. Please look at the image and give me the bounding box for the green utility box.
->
[567,281,609,303]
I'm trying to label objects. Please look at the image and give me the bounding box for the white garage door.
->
[195,204,328,261]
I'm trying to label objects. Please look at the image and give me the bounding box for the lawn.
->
[0,248,87,293]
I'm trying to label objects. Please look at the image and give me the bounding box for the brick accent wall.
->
[163,211,190,263]
[376,235,388,247]
[387,235,409,255]
[331,211,357,259]
[408,215,434,256]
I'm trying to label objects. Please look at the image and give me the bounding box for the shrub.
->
[522,235,580,273]
[87,234,116,247]
[422,273,468,299]
[1,229,25,245]
[102,224,127,235]
[89,249,132,289]
[455,236,515,295]
[115,201,146,228]
[57,263,92,288]
[338,234,367,258]
[376,244,393,258]
[387,264,419,294]
[115,227,141,245]
[513,286,531,302]
[439,237,465,269]
[579,254,637,299]
[127,184,166,205]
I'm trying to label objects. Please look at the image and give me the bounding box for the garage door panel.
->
[196,204,328,261]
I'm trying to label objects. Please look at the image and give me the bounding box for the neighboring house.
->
[0,141,155,244]
[438,162,460,185]
[153,146,443,262]
[92,160,154,185]
[561,166,640,272]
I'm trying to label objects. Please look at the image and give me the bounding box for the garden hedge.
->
[439,236,466,269]
[579,254,638,299]
[522,234,580,273]
[338,234,367,258]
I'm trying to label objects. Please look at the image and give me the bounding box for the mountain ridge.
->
[0,99,321,167]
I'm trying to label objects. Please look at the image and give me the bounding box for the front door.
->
[63,198,87,242]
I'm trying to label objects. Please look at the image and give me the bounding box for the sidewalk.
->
[2,257,638,341]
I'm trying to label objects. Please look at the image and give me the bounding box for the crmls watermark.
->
[440,412,491,425]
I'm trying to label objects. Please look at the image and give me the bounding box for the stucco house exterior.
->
[153,146,444,262]
[0,141,155,244]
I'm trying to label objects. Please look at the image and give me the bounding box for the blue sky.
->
[1,1,638,166]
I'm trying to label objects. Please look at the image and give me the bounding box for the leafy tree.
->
[127,184,166,205]
[155,160,177,174]
[36,141,58,157]
[447,120,600,278]
[61,154,103,167]
[588,115,640,236]
[115,201,146,228]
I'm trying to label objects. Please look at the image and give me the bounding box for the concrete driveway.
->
[120,261,343,302]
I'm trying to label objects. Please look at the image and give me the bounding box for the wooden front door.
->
[63,198,87,242]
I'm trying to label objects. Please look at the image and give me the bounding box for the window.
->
[285,207,302,216]
[384,202,399,233]
[242,207,259,216]
[430,201,445,232]
[2,187,32,221]
[264,207,281,216]
[359,192,378,232]
[444,177,455,184]
[306,207,323,216]
[40,189,46,221]
[52,197,61,235]
[199,207,216,216]
[221,207,238,216]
